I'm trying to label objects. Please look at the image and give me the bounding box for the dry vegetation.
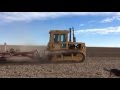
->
[0,46,120,78]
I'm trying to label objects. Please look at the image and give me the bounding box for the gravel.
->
[0,57,120,78]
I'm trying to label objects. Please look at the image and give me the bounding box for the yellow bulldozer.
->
[46,27,86,62]
[0,27,86,63]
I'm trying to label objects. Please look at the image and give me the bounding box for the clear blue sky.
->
[0,12,120,47]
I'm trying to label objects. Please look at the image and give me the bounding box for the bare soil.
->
[0,45,120,78]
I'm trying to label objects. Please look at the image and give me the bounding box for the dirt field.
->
[0,45,120,78]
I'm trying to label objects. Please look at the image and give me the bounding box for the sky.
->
[0,12,120,47]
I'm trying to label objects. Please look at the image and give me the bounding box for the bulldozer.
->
[46,27,86,62]
[0,27,86,63]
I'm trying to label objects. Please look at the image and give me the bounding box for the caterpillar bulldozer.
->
[46,27,86,62]
[0,27,86,63]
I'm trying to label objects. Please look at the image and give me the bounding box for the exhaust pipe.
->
[69,28,71,42]
[72,27,76,42]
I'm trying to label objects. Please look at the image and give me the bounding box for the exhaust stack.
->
[72,27,76,42]
[69,28,71,42]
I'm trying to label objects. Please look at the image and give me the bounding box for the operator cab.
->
[49,30,69,49]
